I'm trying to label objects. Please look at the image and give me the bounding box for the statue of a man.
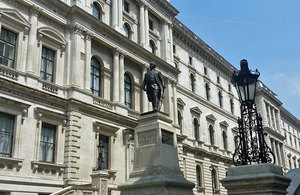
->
[143,62,165,112]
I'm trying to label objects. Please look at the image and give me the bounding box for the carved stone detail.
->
[138,130,157,146]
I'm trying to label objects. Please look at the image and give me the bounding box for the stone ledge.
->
[0,157,23,171]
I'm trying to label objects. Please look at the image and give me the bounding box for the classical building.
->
[0,0,299,195]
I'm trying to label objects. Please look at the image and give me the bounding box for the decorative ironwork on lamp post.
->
[232,59,275,166]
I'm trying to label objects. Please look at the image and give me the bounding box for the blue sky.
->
[170,0,300,119]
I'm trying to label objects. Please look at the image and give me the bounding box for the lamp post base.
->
[221,164,291,195]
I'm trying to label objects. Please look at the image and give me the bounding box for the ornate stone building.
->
[0,0,299,195]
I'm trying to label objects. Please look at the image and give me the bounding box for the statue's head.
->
[150,61,156,70]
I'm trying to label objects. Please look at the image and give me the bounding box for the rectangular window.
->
[204,67,207,75]
[149,20,153,30]
[124,1,129,13]
[0,28,17,68]
[39,123,56,163]
[40,46,55,83]
[217,76,220,84]
[173,44,176,54]
[0,112,15,157]
[189,56,192,65]
[228,84,231,92]
[98,134,109,170]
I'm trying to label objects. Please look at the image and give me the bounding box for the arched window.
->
[124,73,132,108]
[194,118,199,140]
[234,135,238,150]
[205,83,210,101]
[178,110,182,132]
[211,168,218,191]
[218,91,223,108]
[209,125,214,145]
[123,23,131,38]
[230,98,234,114]
[222,131,227,150]
[190,74,195,92]
[149,40,155,54]
[196,165,202,187]
[90,57,101,96]
[92,2,101,20]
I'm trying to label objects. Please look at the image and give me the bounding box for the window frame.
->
[205,83,210,101]
[124,1,130,13]
[0,27,17,68]
[123,23,131,39]
[149,40,156,54]
[218,91,223,108]
[124,72,132,108]
[90,56,102,97]
[39,122,57,163]
[0,112,15,158]
[40,46,56,83]
[92,2,102,20]
[194,118,200,140]
[190,73,195,92]
[209,125,215,146]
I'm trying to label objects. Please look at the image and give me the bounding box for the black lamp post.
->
[97,139,105,170]
[232,59,275,165]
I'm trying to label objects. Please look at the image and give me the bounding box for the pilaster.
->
[119,53,125,104]
[138,0,145,47]
[141,66,148,113]
[113,50,120,102]
[84,31,93,91]
[144,4,149,50]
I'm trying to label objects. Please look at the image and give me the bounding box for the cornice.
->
[172,18,236,78]
[256,81,282,106]
[148,0,179,18]
[280,106,300,128]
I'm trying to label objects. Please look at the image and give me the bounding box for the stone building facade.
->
[0,0,299,195]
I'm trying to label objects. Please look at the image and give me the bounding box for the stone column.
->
[112,0,118,30]
[267,105,272,128]
[84,32,92,91]
[69,25,82,87]
[161,20,170,63]
[276,141,282,166]
[280,143,286,167]
[271,108,277,130]
[119,53,125,104]
[169,23,174,63]
[113,50,120,102]
[144,4,149,49]
[141,67,148,113]
[26,6,40,74]
[138,0,145,47]
[172,81,178,124]
[118,0,123,26]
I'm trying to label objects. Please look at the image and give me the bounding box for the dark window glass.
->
[204,67,207,75]
[149,40,155,54]
[217,76,220,84]
[98,134,109,170]
[124,24,130,38]
[190,74,195,92]
[124,73,132,108]
[205,83,210,100]
[209,125,214,145]
[218,91,223,108]
[196,165,202,187]
[194,118,199,140]
[178,111,182,133]
[124,1,129,13]
[189,56,192,65]
[228,84,231,92]
[212,169,217,190]
[222,131,227,150]
[92,3,101,19]
[40,46,55,82]
[90,57,101,96]
[0,28,17,68]
[149,20,153,30]
[234,135,238,149]
[230,99,234,114]
[173,44,176,54]
[39,123,56,163]
[0,112,15,157]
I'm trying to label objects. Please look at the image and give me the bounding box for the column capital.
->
[30,5,42,16]
[84,30,94,41]
[137,0,146,6]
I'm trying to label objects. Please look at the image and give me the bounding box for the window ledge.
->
[91,169,117,179]
[196,186,205,192]
[0,64,19,81]
[0,157,23,171]
[41,80,59,94]
[31,161,64,176]
[93,96,114,110]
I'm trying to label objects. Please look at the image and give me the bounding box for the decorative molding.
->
[0,8,31,28]
[206,114,216,122]
[220,121,229,128]
[0,157,23,172]
[190,106,202,117]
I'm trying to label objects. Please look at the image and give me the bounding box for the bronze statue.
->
[143,62,165,112]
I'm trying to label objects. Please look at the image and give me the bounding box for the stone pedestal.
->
[91,170,109,195]
[119,111,194,195]
[221,164,291,195]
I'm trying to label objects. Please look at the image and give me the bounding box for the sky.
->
[170,0,300,120]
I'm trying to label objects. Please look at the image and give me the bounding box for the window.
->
[211,168,218,191]
[288,157,292,169]
[234,135,238,149]
[217,76,220,84]
[98,134,109,170]
[222,131,227,150]
[190,74,195,92]
[40,46,55,82]
[209,125,214,145]
[205,83,210,100]
[149,20,153,30]
[194,118,199,140]
[189,56,192,65]
[92,2,101,20]
[124,1,129,13]
[39,123,56,163]
[149,40,155,54]
[124,73,132,108]
[230,99,234,114]
[178,110,182,133]
[173,44,176,54]
[218,91,223,108]
[0,28,17,68]
[0,112,15,157]
[196,165,202,187]
[204,67,207,75]
[90,57,101,96]
[228,84,231,92]
[123,23,131,39]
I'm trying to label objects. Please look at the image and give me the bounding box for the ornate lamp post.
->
[232,59,275,165]
[97,139,105,170]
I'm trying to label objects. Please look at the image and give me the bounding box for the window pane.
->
[42,47,47,58]
[7,60,14,68]
[41,47,55,82]
[41,58,46,72]
[47,50,55,61]
[6,45,15,60]
[7,31,16,45]
[0,113,15,157]
[47,61,53,74]
[39,123,56,163]
[46,74,53,82]
[0,41,4,56]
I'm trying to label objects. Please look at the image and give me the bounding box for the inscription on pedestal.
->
[138,130,157,146]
